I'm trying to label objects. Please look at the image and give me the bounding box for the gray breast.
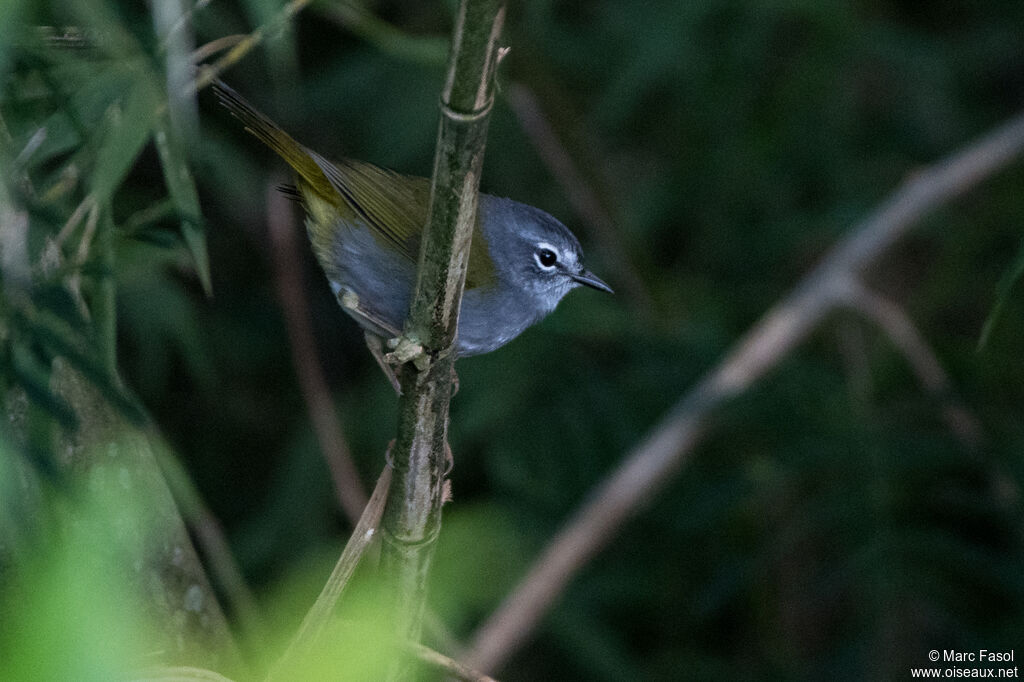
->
[456,283,542,356]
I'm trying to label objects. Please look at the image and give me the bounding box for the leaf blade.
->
[153,117,212,295]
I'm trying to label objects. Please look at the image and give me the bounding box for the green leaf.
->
[30,281,91,335]
[89,74,159,203]
[9,341,77,430]
[32,312,144,423]
[153,117,212,295]
[0,478,152,682]
[17,64,137,169]
[9,304,144,424]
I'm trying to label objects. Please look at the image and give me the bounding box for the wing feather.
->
[215,80,494,287]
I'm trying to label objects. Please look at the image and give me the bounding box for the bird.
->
[214,81,611,388]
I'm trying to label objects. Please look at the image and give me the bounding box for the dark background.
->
[2,1,1024,680]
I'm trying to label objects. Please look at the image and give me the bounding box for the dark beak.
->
[571,269,614,294]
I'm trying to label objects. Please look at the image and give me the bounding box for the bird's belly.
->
[318,220,416,337]
[455,288,537,356]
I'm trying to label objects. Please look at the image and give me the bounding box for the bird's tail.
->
[212,80,334,199]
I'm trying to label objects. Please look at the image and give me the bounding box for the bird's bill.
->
[571,269,614,293]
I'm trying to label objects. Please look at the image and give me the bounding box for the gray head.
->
[478,196,612,314]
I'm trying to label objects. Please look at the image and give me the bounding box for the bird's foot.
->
[386,334,430,372]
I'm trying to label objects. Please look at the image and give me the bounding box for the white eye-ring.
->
[534,243,560,271]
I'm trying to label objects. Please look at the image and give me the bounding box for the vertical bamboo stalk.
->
[380,0,506,662]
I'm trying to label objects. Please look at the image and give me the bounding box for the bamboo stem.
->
[379,0,506,669]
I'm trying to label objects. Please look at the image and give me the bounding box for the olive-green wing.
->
[308,153,427,263]
[215,80,493,286]
[310,158,496,288]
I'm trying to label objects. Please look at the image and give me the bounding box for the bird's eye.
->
[535,248,558,269]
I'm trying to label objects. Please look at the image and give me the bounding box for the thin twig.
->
[38,163,80,205]
[465,110,1024,673]
[65,199,101,322]
[14,125,47,169]
[266,182,368,525]
[54,194,95,250]
[187,0,313,96]
[316,2,448,67]
[842,282,984,449]
[191,35,246,65]
[75,200,100,266]
[267,463,392,682]
[407,642,499,682]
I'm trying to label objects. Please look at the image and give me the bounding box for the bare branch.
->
[266,183,368,525]
[465,110,1024,673]
[268,463,392,681]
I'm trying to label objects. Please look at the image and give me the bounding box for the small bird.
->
[214,81,611,386]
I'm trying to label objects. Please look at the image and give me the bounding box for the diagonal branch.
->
[465,110,1024,673]
[267,463,392,681]
[266,182,368,525]
[155,446,267,650]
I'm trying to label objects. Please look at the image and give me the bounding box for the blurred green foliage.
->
[0,474,148,682]
[2,0,1024,680]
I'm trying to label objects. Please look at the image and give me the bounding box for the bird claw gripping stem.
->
[386,334,430,372]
